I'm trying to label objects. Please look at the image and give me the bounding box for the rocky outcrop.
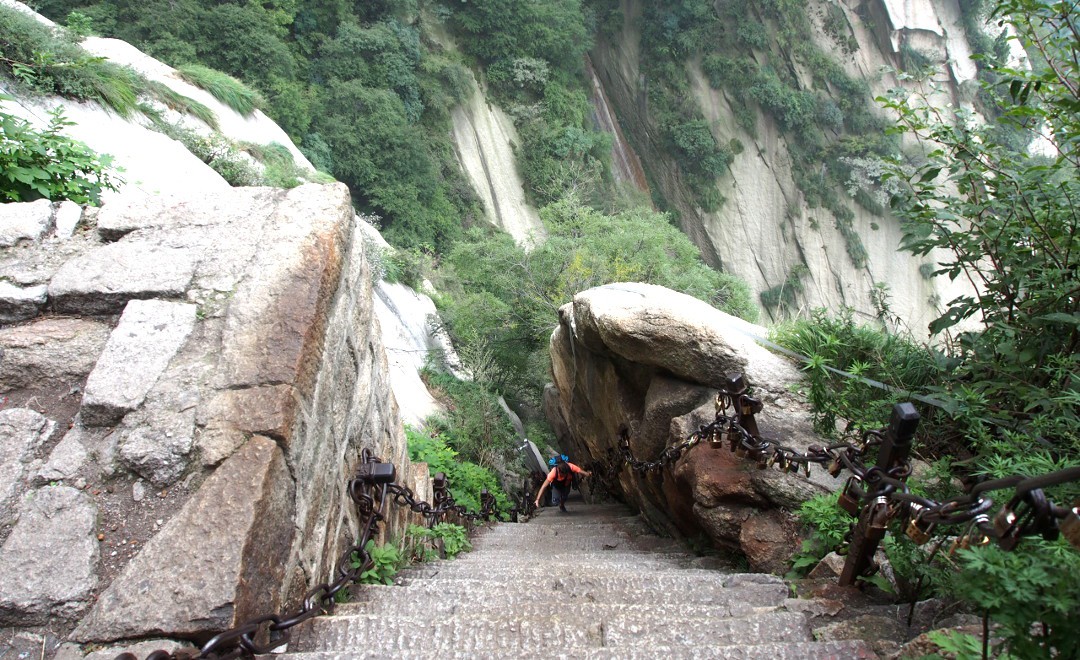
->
[546,283,840,572]
[588,0,978,335]
[0,185,430,651]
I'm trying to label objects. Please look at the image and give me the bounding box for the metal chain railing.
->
[115,448,529,660]
[609,372,1080,585]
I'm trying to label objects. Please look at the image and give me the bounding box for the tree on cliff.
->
[882,0,1079,460]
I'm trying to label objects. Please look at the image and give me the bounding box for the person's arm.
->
[534,470,555,507]
[569,462,593,478]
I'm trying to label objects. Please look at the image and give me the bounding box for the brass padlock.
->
[734,442,748,459]
[709,426,724,450]
[905,504,935,545]
[950,516,991,556]
[1061,506,1080,550]
[837,477,861,517]
[752,447,770,470]
[993,504,1023,550]
[864,496,890,543]
[726,423,739,452]
[802,461,812,478]
[826,456,843,478]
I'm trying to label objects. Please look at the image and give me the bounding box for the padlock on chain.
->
[837,477,862,517]
[1060,504,1080,550]
[864,496,891,543]
[994,489,1053,551]
[949,515,991,556]
[749,446,769,469]
[709,425,724,450]
[904,503,936,545]
[726,422,740,452]
[826,455,843,478]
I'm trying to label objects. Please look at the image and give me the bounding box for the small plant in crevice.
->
[353,540,402,586]
[406,522,472,561]
[788,492,850,576]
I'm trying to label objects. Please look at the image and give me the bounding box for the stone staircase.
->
[278,502,877,659]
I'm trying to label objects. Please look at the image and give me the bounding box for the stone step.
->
[272,639,877,659]
[331,598,766,622]
[348,577,789,608]
[396,564,725,581]
[291,611,811,654]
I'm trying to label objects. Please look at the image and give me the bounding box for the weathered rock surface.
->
[0,318,112,392]
[0,281,48,323]
[546,283,834,571]
[589,0,979,336]
[74,436,292,642]
[0,485,98,625]
[0,199,52,247]
[0,182,434,652]
[33,429,88,486]
[0,409,55,524]
[81,299,197,426]
[48,243,197,315]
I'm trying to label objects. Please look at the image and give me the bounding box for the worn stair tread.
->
[328,599,769,621]
[273,639,877,660]
[291,610,812,653]
[396,565,727,581]
[347,578,788,608]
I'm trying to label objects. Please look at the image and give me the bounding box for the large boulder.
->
[547,283,837,571]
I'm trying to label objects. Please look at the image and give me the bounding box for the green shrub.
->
[788,492,849,575]
[0,102,122,205]
[242,141,303,188]
[354,540,402,585]
[176,63,264,116]
[406,426,511,513]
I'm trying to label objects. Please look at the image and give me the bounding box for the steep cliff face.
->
[590,0,979,334]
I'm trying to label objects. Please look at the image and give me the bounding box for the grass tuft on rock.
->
[176,64,263,117]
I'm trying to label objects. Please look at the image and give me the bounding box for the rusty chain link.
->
[115,448,527,660]
[609,372,1080,582]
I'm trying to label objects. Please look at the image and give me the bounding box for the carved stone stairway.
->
[278,501,878,659]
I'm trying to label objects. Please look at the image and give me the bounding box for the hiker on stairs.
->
[534,456,592,512]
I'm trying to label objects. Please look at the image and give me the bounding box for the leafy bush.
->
[1,103,122,205]
[354,540,402,585]
[788,492,849,575]
[405,426,510,513]
[176,63,264,116]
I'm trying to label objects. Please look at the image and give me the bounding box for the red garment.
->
[544,462,584,486]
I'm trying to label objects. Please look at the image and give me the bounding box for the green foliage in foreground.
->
[0,102,121,204]
[0,5,141,116]
[438,196,758,405]
[176,63,263,117]
[405,426,510,514]
[354,540,401,585]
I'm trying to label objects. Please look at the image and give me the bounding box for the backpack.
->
[547,453,569,468]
